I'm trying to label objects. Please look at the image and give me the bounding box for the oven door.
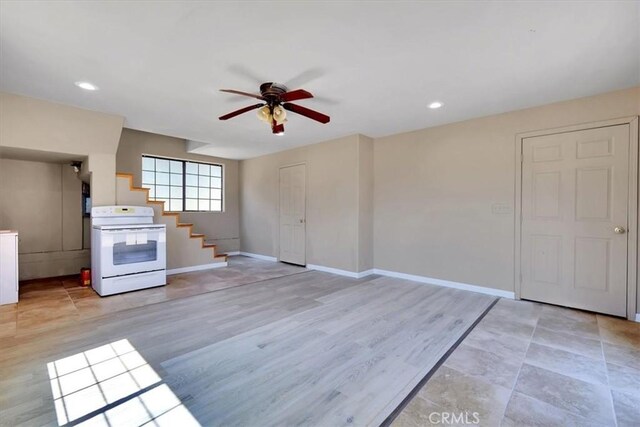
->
[99,227,166,278]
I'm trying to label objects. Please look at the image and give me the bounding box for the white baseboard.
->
[372,268,516,299]
[167,262,228,275]
[239,252,278,262]
[635,313,640,323]
[306,264,374,279]
[304,264,513,298]
[358,269,375,278]
[226,251,240,256]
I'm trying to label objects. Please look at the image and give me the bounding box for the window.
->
[141,156,223,212]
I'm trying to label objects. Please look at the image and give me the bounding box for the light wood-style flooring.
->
[0,259,495,426]
[0,256,305,338]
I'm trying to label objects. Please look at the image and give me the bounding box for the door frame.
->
[278,162,307,265]
[514,116,639,320]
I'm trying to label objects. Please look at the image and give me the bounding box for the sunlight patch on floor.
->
[47,339,200,426]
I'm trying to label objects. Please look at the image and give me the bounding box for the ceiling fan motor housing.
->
[260,82,289,106]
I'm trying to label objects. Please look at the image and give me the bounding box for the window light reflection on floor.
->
[47,339,200,426]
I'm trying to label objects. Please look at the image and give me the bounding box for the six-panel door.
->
[521,125,630,316]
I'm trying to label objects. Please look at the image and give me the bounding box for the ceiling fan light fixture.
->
[256,105,272,123]
[219,82,330,134]
[272,105,287,125]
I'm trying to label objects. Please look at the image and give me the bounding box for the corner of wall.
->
[88,154,117,206]
[1,92,124,208]
[356,134,375,272]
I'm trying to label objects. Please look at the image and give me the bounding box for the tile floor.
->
[0,256,305,338]
[393,299,640,426]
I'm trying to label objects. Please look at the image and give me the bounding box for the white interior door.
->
[279,164,306,265]
[521,124,630,316]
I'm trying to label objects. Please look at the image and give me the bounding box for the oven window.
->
[113,241,158,265]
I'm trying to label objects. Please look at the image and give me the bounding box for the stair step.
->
[117,172,226,264]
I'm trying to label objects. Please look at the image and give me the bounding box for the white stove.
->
[91,206,166,296]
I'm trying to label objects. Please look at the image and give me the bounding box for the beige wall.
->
[3,87,639,313]
[240,134,374,273]
[239,87,639,314]
[374,86,640,306]
[116,128,240,253]
[358,135,374,272]
[0,92,124,205]
[0,158,89,279]
[240,145,306,259]
[306,136,359,270]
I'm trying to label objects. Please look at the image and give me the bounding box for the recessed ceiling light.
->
[75,81,99,91]
[429,101,443,109]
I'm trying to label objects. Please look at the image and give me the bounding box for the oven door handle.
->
[111,270,163,280]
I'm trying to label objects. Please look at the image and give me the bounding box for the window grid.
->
[142,156,223,212]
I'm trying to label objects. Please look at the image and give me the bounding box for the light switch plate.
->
[492,203,513,215]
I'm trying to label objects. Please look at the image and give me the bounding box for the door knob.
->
[614,226,626,234]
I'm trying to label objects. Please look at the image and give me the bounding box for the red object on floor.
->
[80,268,91,286]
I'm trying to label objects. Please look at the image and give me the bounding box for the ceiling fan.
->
[219,82,330,135]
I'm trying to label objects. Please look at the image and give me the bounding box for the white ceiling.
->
[1,1,639,160]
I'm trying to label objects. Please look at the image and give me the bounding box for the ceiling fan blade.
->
[284,68,325,90]
[280,89,314,102]
[282,103,330,124]
[219,103,264,120]
[220,89,266,100]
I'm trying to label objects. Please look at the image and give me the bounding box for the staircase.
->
[115,173,227,273]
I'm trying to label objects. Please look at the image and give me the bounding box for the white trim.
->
[226,251,240,256]
[305,264,514,298]
[167,262,227,275]
[635,313,640,323]
[373,269,515,299]
[628,117,639,321]
[306,264,374,279]
[239,252,278,262]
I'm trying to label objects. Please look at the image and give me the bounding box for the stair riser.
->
[115,174,227,267]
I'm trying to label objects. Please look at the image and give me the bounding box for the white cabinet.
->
[0,231,19,305]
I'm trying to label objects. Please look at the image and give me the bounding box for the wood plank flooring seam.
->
[379,297,500,426]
